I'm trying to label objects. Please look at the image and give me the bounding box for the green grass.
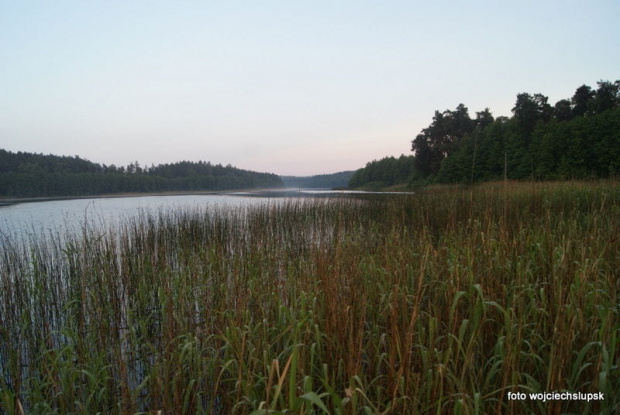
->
[1,181,619,414]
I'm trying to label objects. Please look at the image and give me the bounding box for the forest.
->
[280,170,354,189]
[350,80,620,188]
[348,155,417,189]
[3,79,618,196]
[0,151,283,198]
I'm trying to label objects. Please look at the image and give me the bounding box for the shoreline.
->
[0,189,279,207]
[0,187,347,207]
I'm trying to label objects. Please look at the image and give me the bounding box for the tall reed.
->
[1,181,618,414]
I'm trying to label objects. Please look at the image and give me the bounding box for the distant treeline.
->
[348,155,417,189]
[350,80,620,188]
[280,171,354,189]
[0,150,284,198]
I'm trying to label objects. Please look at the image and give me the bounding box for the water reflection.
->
[0,194,273,240]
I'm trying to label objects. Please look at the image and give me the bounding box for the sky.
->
[1,1,619,176]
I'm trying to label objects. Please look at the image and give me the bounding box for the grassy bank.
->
[1,181,619,414]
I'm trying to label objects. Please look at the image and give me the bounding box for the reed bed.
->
[0,181,619,414]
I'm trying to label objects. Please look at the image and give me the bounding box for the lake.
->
[0,189,383,241]
[0,194,274,240]
[0,189,415,245]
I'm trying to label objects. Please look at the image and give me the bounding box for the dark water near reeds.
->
[0,194,267,239]
[0,189,400,241]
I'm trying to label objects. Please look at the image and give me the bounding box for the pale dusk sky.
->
[1,1,619,176]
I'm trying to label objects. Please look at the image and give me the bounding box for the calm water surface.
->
[0,194,275,240]
[0,189,399,241]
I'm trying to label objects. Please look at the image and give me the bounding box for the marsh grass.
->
[1,181,619,414]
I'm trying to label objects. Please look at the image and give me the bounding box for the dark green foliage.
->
[474,117,509,180]
[410,104,476,177]
[589,80,620,114]
[280,171,355,189]
[475,108,495,130]
[0,151,284,197]
[348,155,419,189]
[572,84,595,118]
[432,79,620,184]
[553,99,573,122]
[346,79,620,189]
[512,93,553,138]
[411,133,443,177]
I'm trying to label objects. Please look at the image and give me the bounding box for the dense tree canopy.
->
[434,80,620,183]
[512,93,552,138]
[348,155,419,189]
[412,79,620,185]
[280,171,354,189]
[0,151,284,198]
[353,79,620,189]
[410,104,495,179]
